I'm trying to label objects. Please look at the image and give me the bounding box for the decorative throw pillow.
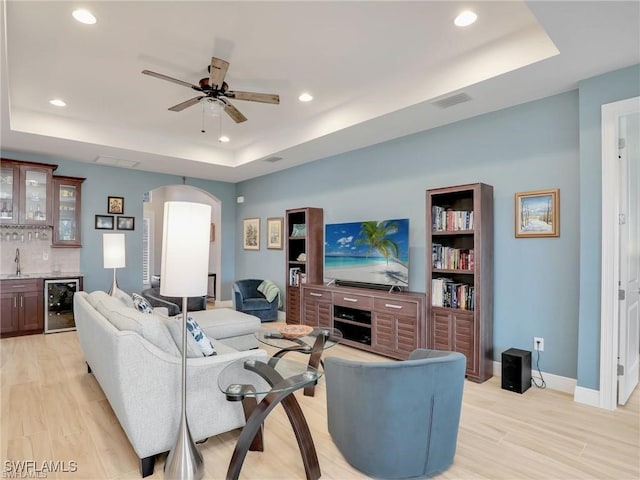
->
[132,293,154,314]
[186,317,217,356]
[163,316,204,358]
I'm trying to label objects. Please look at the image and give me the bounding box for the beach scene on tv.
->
[325,219,409,288]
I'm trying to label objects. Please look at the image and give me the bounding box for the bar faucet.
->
[15,248,21,276]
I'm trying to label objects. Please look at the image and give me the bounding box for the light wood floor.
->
[1,322,638,479]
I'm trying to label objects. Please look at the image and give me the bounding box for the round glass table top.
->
[255,326,343,352]
[218,356,322,398]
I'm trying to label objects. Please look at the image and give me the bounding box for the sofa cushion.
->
[187,308,261,340]
[186,317,217,356]
[162,316,203,358]
[113,287,134,308]
[132,293,154,314]
[105,306,180,356]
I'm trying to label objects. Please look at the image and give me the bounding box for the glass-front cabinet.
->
[0,160,55,226]
[0,163,19,223]
[52,176,85,247]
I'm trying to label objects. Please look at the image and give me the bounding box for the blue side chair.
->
[231,279,279,322]
[325,349,466,479]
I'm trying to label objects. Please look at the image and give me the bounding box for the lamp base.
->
[164,414,204,480]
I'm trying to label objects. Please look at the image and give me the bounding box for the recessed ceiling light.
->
[218,135,230,143]
[49,99,66,107]
[454,10,477,27]
[72,9,97,25]
[298,92,313,102]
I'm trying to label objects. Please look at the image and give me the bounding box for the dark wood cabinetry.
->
[426,183,493,382]
[285,207,323,324]
[0,278,44,337]
[52,176,85,247]
[301,283,425,360]
[0,159,55,226]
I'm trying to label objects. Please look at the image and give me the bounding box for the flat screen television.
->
[324,218,409,290]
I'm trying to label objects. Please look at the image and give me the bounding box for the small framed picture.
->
[108,196,124,214]
[117,216,135,231]
[515,189,559,238]
[243,218,260,250]
[95,215,114,230]
[267,217,284,249]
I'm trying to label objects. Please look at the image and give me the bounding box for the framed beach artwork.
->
[243,218,260,250]
[515,189,559,238]
[267,217,283,249]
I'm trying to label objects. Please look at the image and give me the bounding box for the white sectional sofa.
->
[73,290,267,477]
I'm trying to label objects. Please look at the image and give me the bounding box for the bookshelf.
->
[426,183,494,383]
[285,207,324,324]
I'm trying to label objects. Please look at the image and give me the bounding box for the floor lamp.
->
[103,233,126,295]
[161,201,211,480]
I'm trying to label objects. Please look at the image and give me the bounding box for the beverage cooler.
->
[45,278,80,333]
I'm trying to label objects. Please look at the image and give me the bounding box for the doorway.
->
[143,185,222,301]
[600,96,640,410]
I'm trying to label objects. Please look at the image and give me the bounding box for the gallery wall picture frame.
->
[95,215,114,230]
[117,216,135,231]
[108,196,125,214]
[515,188,559,238]
[243,217,260,250]
[267,217,284,249]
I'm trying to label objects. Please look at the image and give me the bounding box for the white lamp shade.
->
[103,233,126,269]
[160,201,211,297]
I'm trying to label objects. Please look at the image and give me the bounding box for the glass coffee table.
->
[255,326,342,396]
[218,357,322,480]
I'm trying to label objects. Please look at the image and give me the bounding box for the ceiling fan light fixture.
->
[454,10,477,27]
[72,9,97,25]
[49,99,66,107]
[298,92,313,102]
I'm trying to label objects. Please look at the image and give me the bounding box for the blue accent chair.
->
[325,349,466,479]
[231,279,278,322]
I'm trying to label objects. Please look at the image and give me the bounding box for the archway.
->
[143,185,222,301]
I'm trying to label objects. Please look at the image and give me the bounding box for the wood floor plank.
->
[1,327,638,480]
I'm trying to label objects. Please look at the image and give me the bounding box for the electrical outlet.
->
[534,337,544,352]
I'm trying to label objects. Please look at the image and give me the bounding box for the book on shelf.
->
[432,206,474,232]
[432,243,474,270]
[289,267,301,286]
[431,277,474,310]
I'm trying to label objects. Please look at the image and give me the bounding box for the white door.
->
[618,111,640,405]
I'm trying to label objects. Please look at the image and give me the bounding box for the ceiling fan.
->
[142,57,279,123]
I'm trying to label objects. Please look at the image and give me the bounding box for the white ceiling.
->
[1,1,639,183]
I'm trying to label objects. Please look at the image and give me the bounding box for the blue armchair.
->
[231,279,279,322]
[325,349,466,479]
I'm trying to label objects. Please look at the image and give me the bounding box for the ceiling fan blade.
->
[142,70,201,90]
[227,90,280,104]
[168,96,204,112]
[209,57,230,89]
[222,100,248,123]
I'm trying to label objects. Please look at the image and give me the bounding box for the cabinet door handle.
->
[14,297,17,308]
[385,303,403,309]
[309,292,322,297]
[20,296,23,308]
[343,297,358,303]
[11,284,27,288]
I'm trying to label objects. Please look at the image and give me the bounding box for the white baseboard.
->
[492,361,577,394]
[573,386,601,408]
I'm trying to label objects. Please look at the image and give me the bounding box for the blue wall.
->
[0,152,238,297]
[236,90,581,378]
[576,64,640,389]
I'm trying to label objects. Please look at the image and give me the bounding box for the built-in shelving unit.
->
[285,207,323,324]
[426,182,494,382]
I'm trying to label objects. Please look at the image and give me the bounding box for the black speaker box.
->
[501,348,531,394]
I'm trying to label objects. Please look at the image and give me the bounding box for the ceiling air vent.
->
[95,156,139,168]
[263,156,283,163]
[431,93,472,109]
